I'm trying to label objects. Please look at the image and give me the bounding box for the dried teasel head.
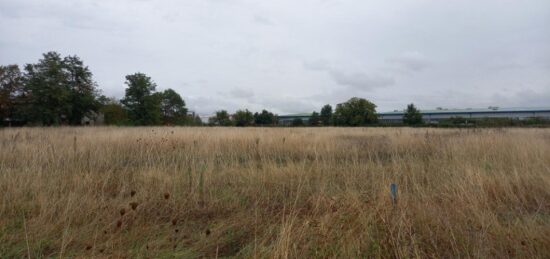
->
[130,202,139,210]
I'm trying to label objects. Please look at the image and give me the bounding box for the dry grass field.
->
[1,127,549,258]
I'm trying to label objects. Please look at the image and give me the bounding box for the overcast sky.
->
[1,0,549,115]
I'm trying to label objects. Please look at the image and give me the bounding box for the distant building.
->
[278,113,313,126]
[279,107,550,125]
[378,107,550,124]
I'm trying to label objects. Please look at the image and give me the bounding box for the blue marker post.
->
[390,183,398,205]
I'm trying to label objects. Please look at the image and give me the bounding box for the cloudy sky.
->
[1,0,549,115]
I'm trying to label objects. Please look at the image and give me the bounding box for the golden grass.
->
[0,127,549,258]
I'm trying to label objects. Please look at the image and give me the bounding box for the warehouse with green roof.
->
[279,107,550,125]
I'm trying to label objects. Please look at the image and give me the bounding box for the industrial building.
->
[279,107,550,125]
[379,107,550,124]
[278,113,313,125]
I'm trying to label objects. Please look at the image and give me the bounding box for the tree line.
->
[0,51,197,126]
[1,51,424,127]
[206,98,422,126]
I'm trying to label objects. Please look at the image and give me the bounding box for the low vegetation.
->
[1,127,549,258]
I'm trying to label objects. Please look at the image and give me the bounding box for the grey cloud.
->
[255,96,317,114]
[492,88,550,108]
[0,1,26,18]
[303,59,331,71]
[303,60,395,91]
[385,87,550,113]
[228,90,317,114]
[228,88,255,99]
[306,89,365,108]
[252,15,273,25]
[186,95,240,115]
[487,62,524,72]
[189,93,316,115]
[535,56,550,70]
[387,51,430,72]
[329,70,395,90]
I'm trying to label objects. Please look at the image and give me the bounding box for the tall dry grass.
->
[0,127,549,258]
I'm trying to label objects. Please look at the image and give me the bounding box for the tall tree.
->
[403,103,423,125]
[120,73,161,125]
[309,111,320,126]
[19,52,99,125]
[22,52,71,125]
[159,88,187,125]
[186,113,203,126]
[63,55,99,125]
[209,110,232,126]
[0,65,23,124]
[232,109,254,126]
[333,97,378,126]
[320,104,333,126]
[254,109,277,126]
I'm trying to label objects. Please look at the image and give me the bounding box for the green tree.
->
[254,109,277,126]
[19,52,99,125]
[63,55,100,125]
[333,97,378,126]
[22,52,71,125]
[403,103,423,125]
[232,109,254,126]
[309,111,320,126]
[186,113,203,126]
[159,88,187,125]
[209,110,233,126]
[0,65,23,125]
[320,104,333,126]
[120,73,161,125]
[291,118,304,127]
[99,97,128,125]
